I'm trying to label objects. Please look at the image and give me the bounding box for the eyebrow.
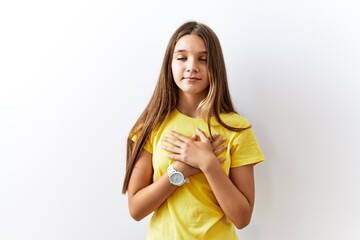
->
[174,50,207,54]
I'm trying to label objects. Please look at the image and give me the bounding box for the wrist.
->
[199,155,220,174]
[167,164,189,186]
[173,162,189,178]
[173,161,201,178]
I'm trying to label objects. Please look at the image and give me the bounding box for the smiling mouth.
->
[184,77,201,81]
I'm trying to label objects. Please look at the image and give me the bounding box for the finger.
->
[167,154,183,161]
[214,144,227,156]
[212,137,226,149]
[209,132,219,142]
[169,130,191,143]
[219,157,226,163]
[162,136,185,147]
[196,128,210,143]
[191,133,197,141]
[161,145,182,154]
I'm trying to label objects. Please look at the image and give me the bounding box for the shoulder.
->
[219,112,251,129]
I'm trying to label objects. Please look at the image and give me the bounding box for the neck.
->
[177,92,205,118]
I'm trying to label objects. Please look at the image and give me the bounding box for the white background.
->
[1,0,360,239]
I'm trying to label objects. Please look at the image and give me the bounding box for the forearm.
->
[129,173,177,221]
[202,161,253,229]
[159,128,256,228]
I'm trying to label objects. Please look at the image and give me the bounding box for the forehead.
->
[174,34,207,53]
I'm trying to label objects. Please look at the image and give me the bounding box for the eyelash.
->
[176,58,207,62]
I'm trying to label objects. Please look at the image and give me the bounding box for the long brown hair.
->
[122,21,249,193]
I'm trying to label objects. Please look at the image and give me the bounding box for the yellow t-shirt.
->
[143,109,264,240]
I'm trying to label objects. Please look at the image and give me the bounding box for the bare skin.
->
[127,34,257,229]
[128,128,256,228]
[127,133,227,221]
[162,128,256,228]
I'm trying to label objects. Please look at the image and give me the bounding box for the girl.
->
[122,21,264,239]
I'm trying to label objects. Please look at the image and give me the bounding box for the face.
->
[171,34,209,98]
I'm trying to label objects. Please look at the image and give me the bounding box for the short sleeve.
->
[230,127,264,168]
[131,134,153,154]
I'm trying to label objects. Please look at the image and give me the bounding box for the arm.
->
[127,134,227,221]
[162,128,256,229]
[202,162,255,229]
[127,149,177,221]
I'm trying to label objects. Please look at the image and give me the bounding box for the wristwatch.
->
[167,164,189,186]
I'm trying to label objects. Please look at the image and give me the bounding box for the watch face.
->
[170,172,184,185]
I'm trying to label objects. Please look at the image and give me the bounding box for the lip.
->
[184,76,201,81]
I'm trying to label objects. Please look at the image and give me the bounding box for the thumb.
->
[196,128,209,142]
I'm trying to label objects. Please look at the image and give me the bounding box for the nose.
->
[186,58,199,73]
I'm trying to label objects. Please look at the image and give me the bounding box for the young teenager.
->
[122,21,264,239]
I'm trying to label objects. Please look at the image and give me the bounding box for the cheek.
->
[171,62,176,73]
[171,64,182,78]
